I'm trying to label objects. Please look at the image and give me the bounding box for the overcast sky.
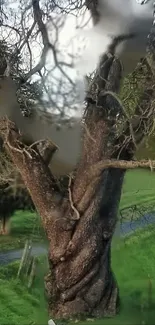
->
[2,0,153,118]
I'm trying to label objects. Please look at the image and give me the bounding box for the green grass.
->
[0,257,49,325]
[120,169,155,211]
[0,210,46,251]
[1,225,155,324]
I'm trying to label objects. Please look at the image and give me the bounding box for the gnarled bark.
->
[0,56,125,320]
[0,56,124,319]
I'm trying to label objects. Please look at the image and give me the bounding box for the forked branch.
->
[0,117,62,235]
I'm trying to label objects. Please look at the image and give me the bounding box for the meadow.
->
[120,168,155,210]
[0,168,155,324]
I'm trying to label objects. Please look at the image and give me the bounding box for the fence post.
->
[17,239,32,278]
[27,256,37,288]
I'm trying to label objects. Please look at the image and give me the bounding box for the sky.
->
[1,0,154,118]
[45,8,93,113]
[47,0,153,71]
[46,0,153,87]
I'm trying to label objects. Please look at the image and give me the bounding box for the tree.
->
[0,0,155,321]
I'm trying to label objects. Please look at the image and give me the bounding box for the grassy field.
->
[0,257,49,325]
[120,168,155,210]
[1,225,155,324]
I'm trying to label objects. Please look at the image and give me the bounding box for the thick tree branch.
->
[85,0,100,25]
[90,158,155,178]
[35,139,58,165]
[0,117,62,238]
[72,55,123,206]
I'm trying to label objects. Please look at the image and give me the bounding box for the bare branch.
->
[23,0,74,84]
[89,158,155,179]
[18,21,36,54]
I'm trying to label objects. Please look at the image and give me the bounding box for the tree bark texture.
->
[0,26,155,320]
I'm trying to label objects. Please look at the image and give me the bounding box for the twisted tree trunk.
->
[0,25,155,320]
[0,56,124,318]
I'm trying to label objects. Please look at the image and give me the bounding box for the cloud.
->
[74,0,153,78]
[45,1,153,109]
